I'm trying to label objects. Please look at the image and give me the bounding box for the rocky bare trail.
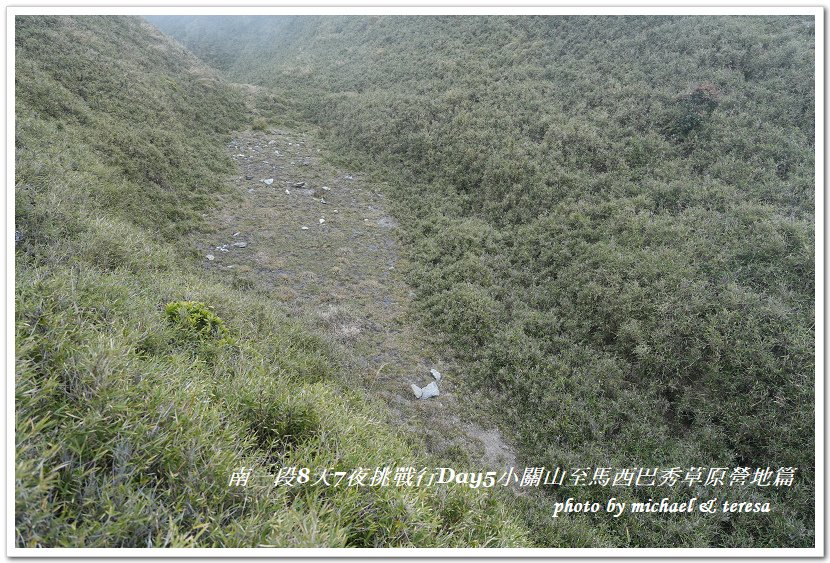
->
[198,127,517,471]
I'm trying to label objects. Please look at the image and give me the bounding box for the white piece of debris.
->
[262,178,274,185]
[411,381,440,400]
[319,218,325,224]
[301,226,309,230]
[430,368,442,381]
[206,254,214,261]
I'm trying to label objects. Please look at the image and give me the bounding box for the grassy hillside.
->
[149,15,816,547]
[14,15,527,548]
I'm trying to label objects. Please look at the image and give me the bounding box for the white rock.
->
[301,226,309,230]
[419,381,440,399]
[430,368,442,381]
[263,178,274,185]
[321,186,330,191]
[232,241,248,248]
[320,198,327,204]
[410,384,423,399]
[319,218,325,224]
[206,254,214,261]
[285,189,291,195]
[233,232,240,237]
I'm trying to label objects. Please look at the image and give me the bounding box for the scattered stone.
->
[301,226,309,230]
[321,186,331,191]
[345,175,354,180]
[262,178,274,185]
[206,254,215,261]
[430,368,442,382]
[233,232,240,237]
[293,181,306,188]
[285,189,291,195]
[334,209,339,213]
[320,198,327,204]
[319,218,325,224]
[245,175,254,180]
[411,381,439,400]
[423,381,440,398]
[232,241,248,248]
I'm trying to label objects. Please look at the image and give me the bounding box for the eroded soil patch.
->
[197,128,517,470]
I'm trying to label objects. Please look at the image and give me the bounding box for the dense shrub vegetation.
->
[150,15,816,547]
[15,16,527,547]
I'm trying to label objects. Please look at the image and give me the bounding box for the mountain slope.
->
[14,15,527,548]
[150,15,816,547]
